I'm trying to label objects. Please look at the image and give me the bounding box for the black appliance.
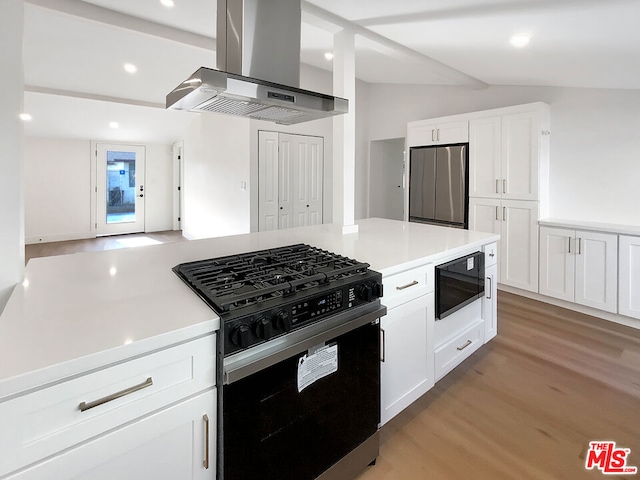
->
[173,244,386,480]
[409,144,469,228]
[435,251,485,319]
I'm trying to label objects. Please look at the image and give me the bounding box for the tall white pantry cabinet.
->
[408,102,550,293]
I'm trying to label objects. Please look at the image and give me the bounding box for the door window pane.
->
[106,150,136,224]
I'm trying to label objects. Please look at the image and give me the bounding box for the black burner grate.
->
[173,244,370,313]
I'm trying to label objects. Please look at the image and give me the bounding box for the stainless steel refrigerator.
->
[409,144,469,228]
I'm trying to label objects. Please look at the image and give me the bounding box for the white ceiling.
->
[20,0,640,143]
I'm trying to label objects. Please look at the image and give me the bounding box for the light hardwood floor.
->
[24,230,187,264]
[357,291,640,480]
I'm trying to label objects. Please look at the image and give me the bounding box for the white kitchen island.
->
[0,218,498,480]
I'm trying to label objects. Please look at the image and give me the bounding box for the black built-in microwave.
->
[435,251,485,320]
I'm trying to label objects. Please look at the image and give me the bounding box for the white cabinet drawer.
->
[483,242,498,267]
[382,264,433,309]
[0,335,215,477]
[434,320,484,381]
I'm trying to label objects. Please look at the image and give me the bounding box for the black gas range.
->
[173,243,384,357]
[173,243,386,480]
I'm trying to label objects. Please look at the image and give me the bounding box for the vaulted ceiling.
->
[20,0,640,142]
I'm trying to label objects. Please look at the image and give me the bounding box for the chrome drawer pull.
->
[487,277,492,299]
[203,414,210,469]
[457,340,472,351]
[396,280,419,291]
[78,377,153,412]
[380,328,386,363]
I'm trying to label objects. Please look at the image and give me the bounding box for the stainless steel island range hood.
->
[166,0,348,125]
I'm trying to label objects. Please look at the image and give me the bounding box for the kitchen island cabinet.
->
[0,218,499,478]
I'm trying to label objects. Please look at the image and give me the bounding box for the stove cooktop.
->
[173,244,383,355]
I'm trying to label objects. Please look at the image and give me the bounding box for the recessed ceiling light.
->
[160,0,175,6]
[19,113,32,121]
[109,121,120,129]
[124,63,137,74]
[510,34,530,48]
[324,52,334,61]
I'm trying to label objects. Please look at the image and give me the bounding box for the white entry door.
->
[258,132,323,231]
[96,144,146,236]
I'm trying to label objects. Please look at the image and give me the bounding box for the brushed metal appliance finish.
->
[166,0,348,124]
[217,0,301,88]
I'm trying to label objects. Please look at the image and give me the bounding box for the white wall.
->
[0,0,25,313]
[24,137,175,243]
[144,144,174,232]
[248,64,371,231]
[366,84,640,225]
[25,138,92,243]
[182,114,251,239]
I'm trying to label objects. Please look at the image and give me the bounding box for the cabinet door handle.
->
[568,237,572,254]
[380,328,386,362]
[431,129,435,142]
[503,179,507,194]
[437,129,440,141]
[486,276,492,299]
[78,377,153,412]
[578,238,582,255]
[396,280,419,290]
[457,339,472,351]
[496,179,499,194]
[495,206,499,221]
[203,414,210,469]
[502,207,506,221]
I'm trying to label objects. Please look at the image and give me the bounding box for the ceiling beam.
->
[25,85,165,109]
[24,0,216,51]
[301,1,487,89]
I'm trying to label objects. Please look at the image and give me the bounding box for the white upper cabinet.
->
[407,119,469,147]
[469,116,501,198]
[469,105,548,201]
[502,111,541,201]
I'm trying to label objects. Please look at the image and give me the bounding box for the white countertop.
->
[0,218,498,398]
[539,218,640,236]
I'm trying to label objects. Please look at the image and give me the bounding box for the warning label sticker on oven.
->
[297,344,338,392]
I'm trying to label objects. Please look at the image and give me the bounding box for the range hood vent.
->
[166,0,348,125]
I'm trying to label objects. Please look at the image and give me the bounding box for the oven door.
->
[220,303,385,480]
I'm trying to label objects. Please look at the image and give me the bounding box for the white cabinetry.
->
[469,198,539,292]
[407,119,468,147]
[5,390,216,480]
[482,242,498,340]
[539,227,618,313]
[380,264,434,426]
[0,335,216,479]
[619,235,640,319]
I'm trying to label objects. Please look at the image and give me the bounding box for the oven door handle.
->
[223,304,387,384]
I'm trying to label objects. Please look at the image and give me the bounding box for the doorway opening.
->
[96,143,146,236]
[369,138,405,221]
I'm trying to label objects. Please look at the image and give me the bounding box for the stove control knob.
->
[356,284,374,302]
[253,316,274,340]
[373,282,384,299]
[230,324,251,348]
[274,311,292,333]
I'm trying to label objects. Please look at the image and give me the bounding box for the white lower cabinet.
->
[469,197,539,292]
[6,390,216,480]
[482,263,498,340]
[380,292,434,426]
[539,227,618,313]
[618,235,640,319]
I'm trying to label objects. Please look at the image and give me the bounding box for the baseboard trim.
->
[499,284,640,330]
[26,232,94,245]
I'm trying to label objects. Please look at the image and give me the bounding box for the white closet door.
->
[258,131,279,231]
[292,137,309,227]
[306,137,324,226]
[278,135,294,229]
